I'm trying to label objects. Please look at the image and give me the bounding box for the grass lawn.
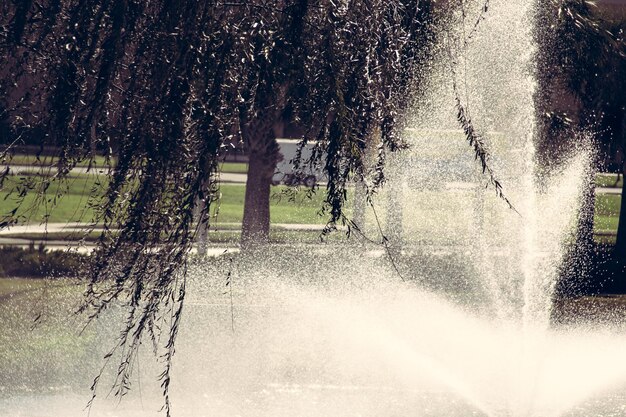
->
[595,215,619,231]
[0,277,50,298]
[219,162,248,173]
[0,171,622,243]
[596,193,621,217]
[0,277,105,392]
[0,174,332,225]
[209,185,329,224]
[596,173,623,189]
[0,175,102,223]
[594,193,621,241]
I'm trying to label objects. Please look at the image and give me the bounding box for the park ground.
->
[0,161,621,245]
[0,160,622,279]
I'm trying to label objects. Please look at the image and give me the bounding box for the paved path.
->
[0,221,326,235]
[2,164,249,183]
[220,172,247,183]
[597,187,622,195]
[0,237,236,255]
[1,164,106,176]
[0,222,328,253]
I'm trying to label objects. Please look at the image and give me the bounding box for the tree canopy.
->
[1,1,438,413]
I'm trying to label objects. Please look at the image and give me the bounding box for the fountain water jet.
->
[1,0,626,416]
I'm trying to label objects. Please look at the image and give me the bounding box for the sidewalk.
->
[1,164,248,184]
[0,222,329,253]
[0,222,326,235]
[597,187,622,195]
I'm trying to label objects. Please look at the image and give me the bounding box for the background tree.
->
[534,0,626,290]
[235,0,439,246]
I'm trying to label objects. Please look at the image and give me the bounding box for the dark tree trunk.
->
[241,148,275,246]
[240,116,283,248]
[612,116,626,257]
[615,162,626,257]
[194,195,209,257]
[353,181,366,230]
[577,169,597,257]
[385,153,404,255]
[556,162,597,296]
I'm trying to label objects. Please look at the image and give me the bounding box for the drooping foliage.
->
[0,1,437,413]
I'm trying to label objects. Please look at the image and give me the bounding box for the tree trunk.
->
[556,161,597,296]
[240,114,283,248]
[385,153,403,255]
[576,169,597,262]
[241,148,275,247]
[195,195,209,257]
[613,117,626,257]
[615,162,626,257]
[353,181,366,231]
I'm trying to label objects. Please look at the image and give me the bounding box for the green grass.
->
[0,231,105,241]
[0,174,331,226]
[202,185,330,225]
[593,193,620,239]
[0,175,101,223]
[219,162,248,174]
[0,278,103,392]
[0,174,103,223]
[594,193,621,239]
[595,193,621,216]
[0,171,623,243]
[0,277,49,298]
[596,173,623,189]
[595,215,619,231]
